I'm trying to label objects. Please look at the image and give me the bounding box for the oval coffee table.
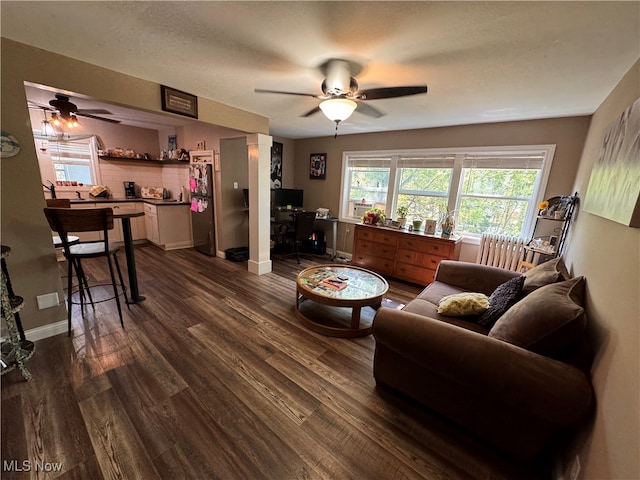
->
[295,264,389,338]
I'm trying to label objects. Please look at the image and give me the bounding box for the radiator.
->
[476,234,532,271]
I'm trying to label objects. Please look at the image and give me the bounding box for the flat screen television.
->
[274,188,304,208]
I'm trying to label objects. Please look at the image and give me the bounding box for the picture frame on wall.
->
[161,85,198,118]
[310,153,326,179]
[271,142,283,189]
[168,135,177,151]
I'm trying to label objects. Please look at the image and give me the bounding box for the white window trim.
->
[35,135,101,187]
[340,144,555,239]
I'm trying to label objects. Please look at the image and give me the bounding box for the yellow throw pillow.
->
[437,292,490,316]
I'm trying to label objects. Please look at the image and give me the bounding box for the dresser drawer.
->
[421,254,443,270]
[360,230,397,246]
[394,263,435,285]
[396,248,423,264]
[424,241,452,257]
[352,254,395,275]
[355,240,396,260]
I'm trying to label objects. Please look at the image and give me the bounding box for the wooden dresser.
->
[351,224,461,286]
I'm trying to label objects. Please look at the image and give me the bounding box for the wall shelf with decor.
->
[525,193,578,259]
[98,155,188,166]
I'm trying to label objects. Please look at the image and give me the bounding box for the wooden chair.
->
[43,207,128,336]
[283,212,317,263]
[45,198,71,208]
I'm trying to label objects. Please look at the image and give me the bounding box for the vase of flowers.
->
[538,200,549,216]
[363,207,385,226]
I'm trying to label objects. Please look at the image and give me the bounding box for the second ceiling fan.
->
[255,58,428,136]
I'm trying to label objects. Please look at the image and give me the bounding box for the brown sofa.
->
[372,259,593,461]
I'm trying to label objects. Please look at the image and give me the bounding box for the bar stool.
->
[45,199,88,300]
[43,207,128,336]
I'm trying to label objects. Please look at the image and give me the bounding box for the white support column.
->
[246,133,273,275]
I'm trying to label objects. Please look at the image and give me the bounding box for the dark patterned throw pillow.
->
[476,275,526,328]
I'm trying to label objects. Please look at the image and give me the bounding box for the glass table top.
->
[296,265,388,301]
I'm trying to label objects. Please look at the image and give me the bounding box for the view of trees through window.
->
[341,147,553,239]
[397,167,451,224]
[458,168,539,237]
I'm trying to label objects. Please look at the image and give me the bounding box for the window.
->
[48,138,97,185]
[340,146,554,239]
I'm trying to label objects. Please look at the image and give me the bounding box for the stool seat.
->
[53,235,79,248]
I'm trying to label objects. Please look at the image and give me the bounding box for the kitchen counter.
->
[70,198,190,206]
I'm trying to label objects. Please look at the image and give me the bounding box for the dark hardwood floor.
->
[2,245,550,479]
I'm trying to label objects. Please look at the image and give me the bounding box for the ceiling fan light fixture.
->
[319,98,357,123]
[68,113,79,128]
[50,112,61,127]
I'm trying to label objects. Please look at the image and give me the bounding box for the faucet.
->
[43,181,56,199]
[75,191,83,199]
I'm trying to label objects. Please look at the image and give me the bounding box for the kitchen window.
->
[339,145,554,239]
[49,137,98,184]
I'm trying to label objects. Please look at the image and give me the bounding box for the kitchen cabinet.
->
[145,203,192,250]
[81,202,145,244]
[352,224,461,286]
[144,203,160,245]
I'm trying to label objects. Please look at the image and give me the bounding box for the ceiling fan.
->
[29,93,121,125]
[255,58,427,136]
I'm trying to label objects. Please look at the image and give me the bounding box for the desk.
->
[113,210,145,304]
[270,214,338,259]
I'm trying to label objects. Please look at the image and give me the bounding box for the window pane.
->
[397,193,448,222]
[399,167,452,193]
[397,167,451,221]
[462,168,537,197]
[347,167,389,214]
[49,139,95,184]
[457,197,530,237]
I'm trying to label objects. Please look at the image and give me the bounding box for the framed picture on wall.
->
[168,135,177,151]
[310,153,326,179]
[271,142,283,189]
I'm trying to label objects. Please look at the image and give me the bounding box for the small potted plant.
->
[396,205,409,228]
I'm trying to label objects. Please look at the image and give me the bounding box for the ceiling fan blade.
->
[300,106,321,118]
[355,102,385,118]
[76,112,121,124]
[255,88,320,99]
[77,108,112,115]
[359,85,428,100]
[28,100,54,111]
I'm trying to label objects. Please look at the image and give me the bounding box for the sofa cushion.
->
[523,257,570,293]
[416,281,467,305]
[401,298,490,334]
[489,276,586,358]
[476,276,525,328]
[437,292,489,316]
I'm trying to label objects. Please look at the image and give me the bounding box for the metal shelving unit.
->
[526,193,578,260]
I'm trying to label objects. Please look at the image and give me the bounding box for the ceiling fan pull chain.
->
[334,122,339,139]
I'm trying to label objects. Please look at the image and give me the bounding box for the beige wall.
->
[1,38,268,333]
[295,116,590,254]
[564,60,639,480]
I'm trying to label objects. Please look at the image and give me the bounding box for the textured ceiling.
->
[3,1,639,139]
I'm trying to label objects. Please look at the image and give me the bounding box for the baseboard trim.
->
[25,320,68,341]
